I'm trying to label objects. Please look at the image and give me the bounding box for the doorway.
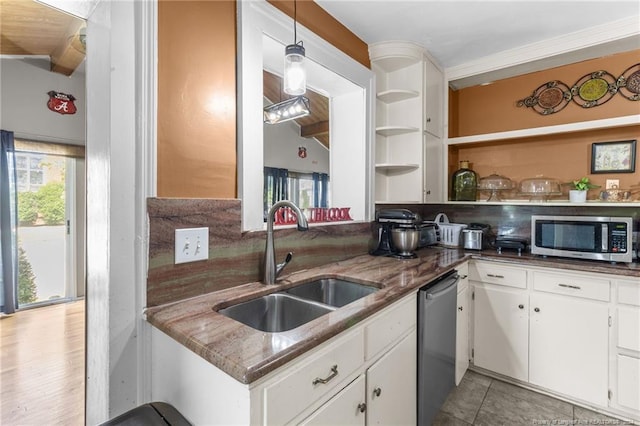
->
[15,151,85,308]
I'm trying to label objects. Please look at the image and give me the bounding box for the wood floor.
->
[1,300,85,426]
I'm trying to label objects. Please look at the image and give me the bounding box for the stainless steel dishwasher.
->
[417,269,459,425]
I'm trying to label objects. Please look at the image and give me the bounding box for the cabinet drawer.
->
[532,271,610,302]
[469,262,527,289]
[264,329,364,425]
[365,293,416,360]
[617,279,640,307]
[617,306,640,352]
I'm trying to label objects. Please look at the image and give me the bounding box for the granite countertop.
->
[145,247,469,385]
[145,246,640,386]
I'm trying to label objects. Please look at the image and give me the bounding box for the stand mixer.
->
[370,209,421,258]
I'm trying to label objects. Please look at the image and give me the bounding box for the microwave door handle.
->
[601,224,608,252]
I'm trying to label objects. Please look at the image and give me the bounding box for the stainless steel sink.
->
[218,293,335,333]
[284,278,379,307]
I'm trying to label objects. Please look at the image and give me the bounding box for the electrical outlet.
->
[175,227,209,264]
[606,179,619,189]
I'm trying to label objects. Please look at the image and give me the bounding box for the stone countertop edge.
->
[145,247,640,385]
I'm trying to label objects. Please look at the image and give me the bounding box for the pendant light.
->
[283,0,306,95]
[263,95,310,124]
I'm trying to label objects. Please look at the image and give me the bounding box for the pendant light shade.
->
[284,43,306,95]
[263,96,310,124]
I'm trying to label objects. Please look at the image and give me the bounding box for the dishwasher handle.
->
[425,274,459,300]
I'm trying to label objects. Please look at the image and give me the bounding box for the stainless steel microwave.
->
[531,215,633,263]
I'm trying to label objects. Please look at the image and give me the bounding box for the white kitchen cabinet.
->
[472,282,529,381]
[470,260,640,423]
[366,329,417,425]
[151,291,417,425]
[302,376,366,426]
[529,291,609,406]
[455,261,470,385]
[370,41,445,203]
[613,278,640,415]
[423,56,443,138]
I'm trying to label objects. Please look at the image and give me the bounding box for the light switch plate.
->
[175,227,209,264]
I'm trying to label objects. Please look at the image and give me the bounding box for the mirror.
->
[238,0,375,231]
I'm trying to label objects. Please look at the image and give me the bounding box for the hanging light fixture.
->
[263,95,310,124]
[283,0,306,95]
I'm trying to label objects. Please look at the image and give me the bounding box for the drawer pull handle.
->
[373,387,382,398]
[460,275,468,279]
[458,306,463,311]
[487,274,505,278]
[312,365,338,385]
[358,403,366,413]
[518,304,524,309]
[534,307,540,313]
[558,283,581,290]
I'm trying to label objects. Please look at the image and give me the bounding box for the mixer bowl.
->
[391,228,419,255]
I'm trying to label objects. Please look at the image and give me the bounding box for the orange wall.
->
[452,49,640,137]
[451,126,639,198]
[156,0,370,198]
[157,0,237,198]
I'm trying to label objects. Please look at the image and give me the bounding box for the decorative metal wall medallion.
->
[571,70,616,108]
[516,81,571,115]
[517,63,639,115]
[617,63,640,101]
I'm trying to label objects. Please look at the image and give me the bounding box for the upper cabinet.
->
[371,41,445,204]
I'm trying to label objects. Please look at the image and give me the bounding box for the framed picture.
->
[591,140,636,174]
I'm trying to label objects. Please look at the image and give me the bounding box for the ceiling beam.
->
[50,22,85,76]
[301,120,329,138]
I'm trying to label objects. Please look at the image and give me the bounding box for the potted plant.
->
[568,177,600,203]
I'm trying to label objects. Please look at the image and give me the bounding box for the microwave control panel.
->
[610,223,628,253]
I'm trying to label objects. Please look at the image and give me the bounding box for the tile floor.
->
[434,370,639,426]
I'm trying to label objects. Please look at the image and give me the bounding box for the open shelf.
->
[375,126,420,137]
[447,115,640,146]
[376,89,420,104]
[375,163,420,174]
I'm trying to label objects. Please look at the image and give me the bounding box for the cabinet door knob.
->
[312,365,338,385]
[373,387,382,398]
[426,117,431,123]
[458,306,463,311]
[518,304,524,309]
[358,403,366,413]
[534,307,540,313]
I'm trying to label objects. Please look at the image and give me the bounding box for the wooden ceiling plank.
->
[301,120,329,138]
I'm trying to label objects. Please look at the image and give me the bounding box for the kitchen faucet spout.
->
[264,200,309,284]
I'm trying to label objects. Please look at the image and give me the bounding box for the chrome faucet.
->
[264,200,309,284]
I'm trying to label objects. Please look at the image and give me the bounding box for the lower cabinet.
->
[529,291,609,406]
[470,261,529,381]
[302,376,366,426]
[151,291,417,425]
[613,278,640,415]
[455,261,470,385]
[366,329,416,425]
[470,260,640,422]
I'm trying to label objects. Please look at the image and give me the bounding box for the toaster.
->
[462,223,491,250]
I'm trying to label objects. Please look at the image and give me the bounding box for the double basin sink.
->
[218,278,379,333]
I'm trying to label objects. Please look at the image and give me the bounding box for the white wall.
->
[263,117,329,174]
[0,58,86,145]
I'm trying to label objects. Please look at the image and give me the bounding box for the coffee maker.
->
[370,209,421,257]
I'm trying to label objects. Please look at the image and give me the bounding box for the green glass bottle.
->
[451,160,478,201]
